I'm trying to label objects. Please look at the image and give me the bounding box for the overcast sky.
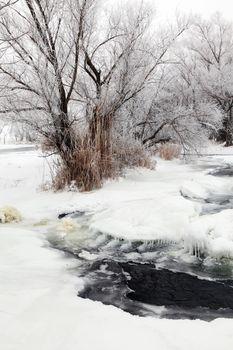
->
[153,0,233,20]
[107,0,233,23]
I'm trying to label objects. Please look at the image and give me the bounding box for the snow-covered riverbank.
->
[1,226,233,350]
[1,146,233,349]
[2,144,233,258]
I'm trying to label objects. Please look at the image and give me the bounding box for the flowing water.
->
[48,158,233,321]
[48,212,233,321]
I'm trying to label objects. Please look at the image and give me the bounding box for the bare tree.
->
[0,0,189,190]
[79,9,190,173]
[126,24,225,155]
[136,66,222,153]
[0,0,91,156]
[189,14,233,146]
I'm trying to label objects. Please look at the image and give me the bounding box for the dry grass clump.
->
[53,145,103,192]
[52,138,156,192]
[159,143,182,160]
[113,139,156,172]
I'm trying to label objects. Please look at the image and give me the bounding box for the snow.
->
[180,180,209,200]
[0,149,75,223]
[84,159,233,259]
[186,209,233,258]
[1,144,233,349]
[1,144,233,257]
[1,226,233,350]
[90,195,198,242]
[0,144,34,150]
[205,142,233,156]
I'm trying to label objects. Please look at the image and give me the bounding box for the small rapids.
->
[48,211,233,321]
[181,190,233,216]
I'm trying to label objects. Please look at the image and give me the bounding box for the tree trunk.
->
[224,111,233,147]
[217,110,233,147]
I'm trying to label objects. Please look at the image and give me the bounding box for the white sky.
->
[108,0,233,23]
[153,0,233,20]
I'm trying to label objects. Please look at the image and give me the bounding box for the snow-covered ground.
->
[2,145,233,258]
[1,144,233,349]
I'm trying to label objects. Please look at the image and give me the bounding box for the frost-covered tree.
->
[0,0,91,157]
[80,9,189,177]
[0,0,189,189]
[123,32,223,155]
[189,14,233,146]
[134,61,222,153]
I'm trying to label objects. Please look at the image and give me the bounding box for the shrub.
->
[158,143,182,160]
[113,138,156,172]
[53,139,103,192]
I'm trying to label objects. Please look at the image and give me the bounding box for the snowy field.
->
[1,145,233,349]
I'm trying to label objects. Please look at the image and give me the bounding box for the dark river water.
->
[48,214,233,320]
